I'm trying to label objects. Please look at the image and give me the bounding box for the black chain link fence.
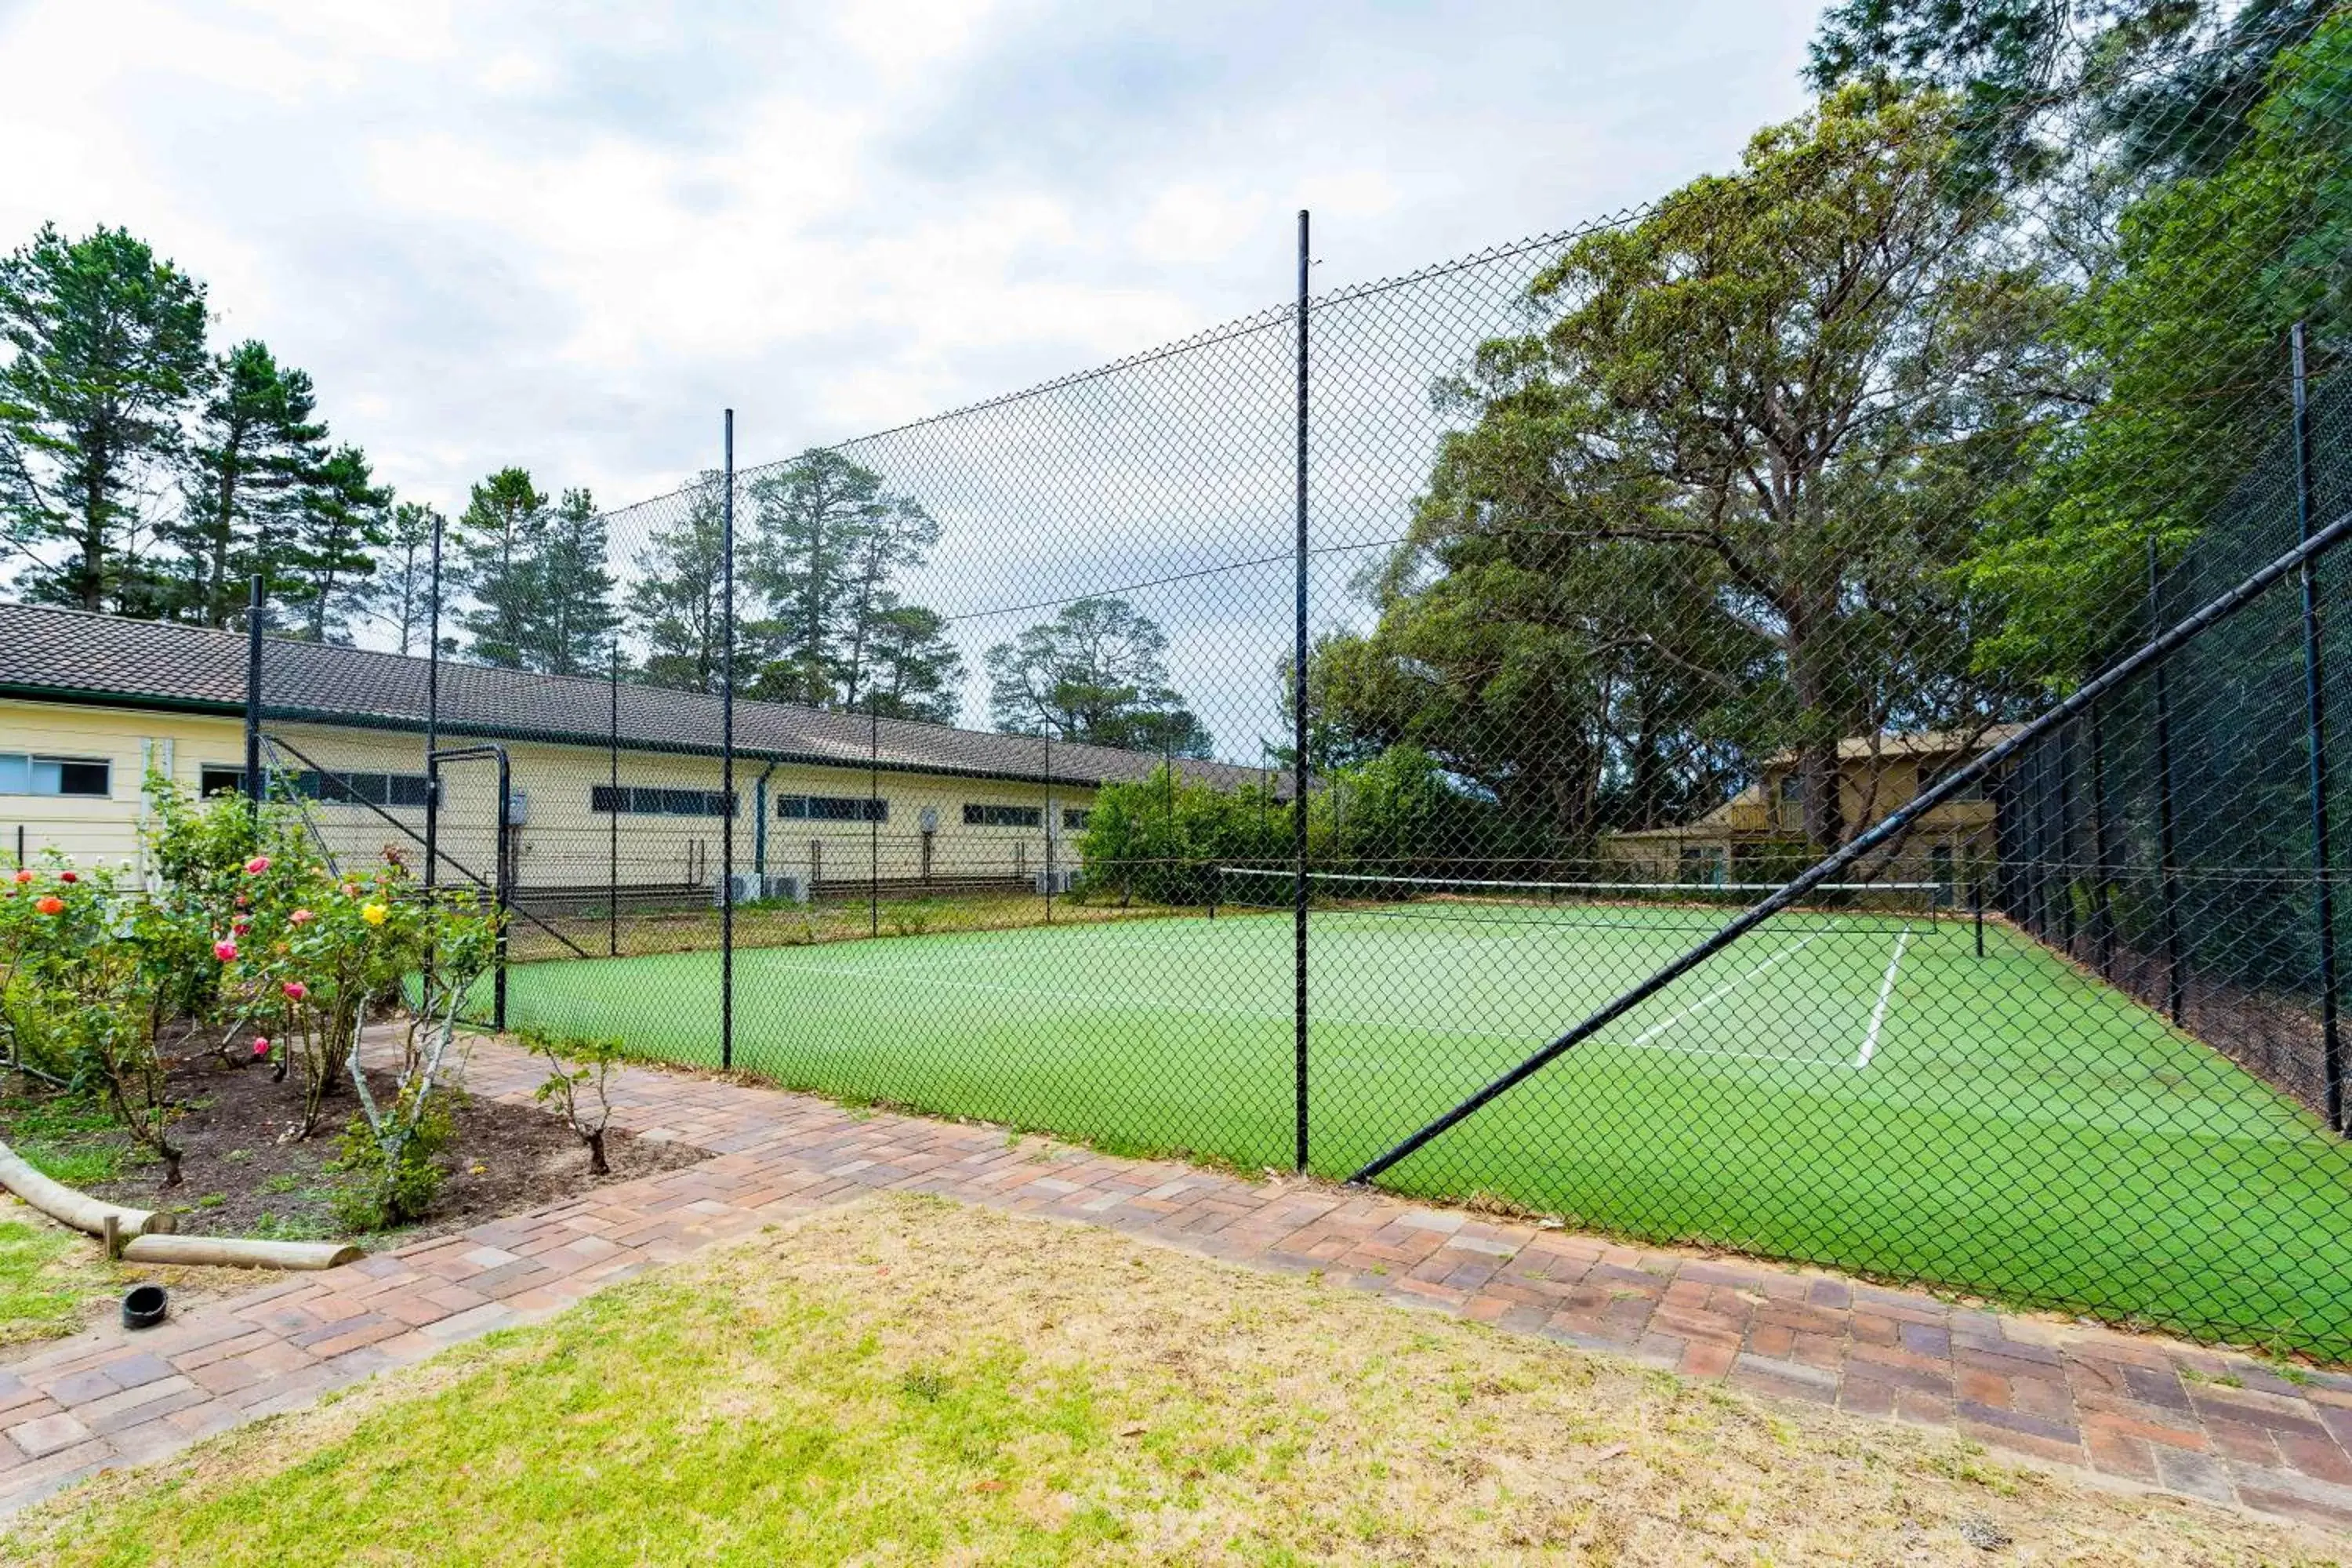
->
[249,10,2352,1357]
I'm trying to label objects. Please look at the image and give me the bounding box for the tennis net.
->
[1210,865,1962,934]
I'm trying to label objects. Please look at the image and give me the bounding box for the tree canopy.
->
[986,596,1211,757]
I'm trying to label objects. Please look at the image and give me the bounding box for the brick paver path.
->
[6,1033,2352,1532]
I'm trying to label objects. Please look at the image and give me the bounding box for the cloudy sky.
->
[0,0,1818,516]
[0,1,1824,744]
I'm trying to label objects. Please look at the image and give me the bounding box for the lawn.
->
[0,1200,100,1348]
[487,898,2352,1360]
[9,1195,2342,1566]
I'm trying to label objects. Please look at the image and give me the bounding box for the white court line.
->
[731,948,1841,1063]
[1856,927,1912,1069]
[1617,927,1833,1051]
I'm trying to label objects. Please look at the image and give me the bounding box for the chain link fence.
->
[248,10,2352,1356]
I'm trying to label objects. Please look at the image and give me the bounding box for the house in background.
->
[0,602,1267,908]
[1602,725,2018,893]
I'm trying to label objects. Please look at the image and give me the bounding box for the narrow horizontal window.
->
[0,753,111,798]
[281,770,429,808]
[964,803,1041,828]
[592,785,735,817]
[777,794,885,822]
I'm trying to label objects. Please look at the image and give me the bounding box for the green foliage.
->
[1073,748,1511,905]
[1322,83,2056,851]
[330,1089,452,1232]
[0,223,210,615]
[521,1026,624,1174]
[453,466,550,668]
[1073,765,1287,906]
[985,597,1210,757]
[163,338,329,629]
[1965,14,2352,685]
[743,448,955,714]
[627,471,731,693]
[280,443,392,644]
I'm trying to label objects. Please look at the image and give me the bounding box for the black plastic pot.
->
[121,1283,168,1331]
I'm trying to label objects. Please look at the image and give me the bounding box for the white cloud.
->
[0,0,1819,735]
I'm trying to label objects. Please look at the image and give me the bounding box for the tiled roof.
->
[0,602,1279,791]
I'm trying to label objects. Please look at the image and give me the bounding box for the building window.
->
[284,770,433,808]
[964,803,1042,828]
[777,794,886,822]
[1925,766,1988,803]
[1679,845,1728,887]
[1062,808,1091,831]
[0,753,111,797]
[200,766,245,798]
[590,785,737,817]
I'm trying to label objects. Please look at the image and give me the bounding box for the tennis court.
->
[493,878,2352,1356]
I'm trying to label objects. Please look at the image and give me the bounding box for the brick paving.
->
[5,1033,2352,1534]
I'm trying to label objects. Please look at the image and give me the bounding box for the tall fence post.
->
[424,512,442,898]
[1043,724,1054,925]
[2293,322,2343,1129]
[608,638,620,960]
[1292,207,1312,1175]
[494,749,510,1031]
[243,575,263,818]
[721,409,737,1073]
[2150,539,2186,1025]
[869,687,880,938]
[2089,700,2115,980]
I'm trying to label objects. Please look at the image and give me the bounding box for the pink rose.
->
[252,1037,270,1057]
[9,869,29,885]
[231,919,250,935]
[213,940,238,963]
[244,855,270,875]
[281,980,307,1000]
[289,908,314,924]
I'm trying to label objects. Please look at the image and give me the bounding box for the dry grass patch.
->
[7,1193,2347,1564]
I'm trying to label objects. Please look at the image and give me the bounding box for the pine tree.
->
[742,449,941,707]
[0,224,209,614]
[862,601,966,724]
[453,466,546,667]
[374,502,442,655]
[984,597,1211,755]
[523,488,617,675]
[282,445,391,643]
[626,474,735,693]
[166,339,327,627]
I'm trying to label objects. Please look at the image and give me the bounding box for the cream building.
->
[0,603,1265,910]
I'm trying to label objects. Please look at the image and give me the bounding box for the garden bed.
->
[0,1040,706,1353]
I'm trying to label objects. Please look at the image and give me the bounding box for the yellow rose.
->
[361,902,389,926]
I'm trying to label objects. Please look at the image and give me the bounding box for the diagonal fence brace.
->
[1348,505,2352,1188]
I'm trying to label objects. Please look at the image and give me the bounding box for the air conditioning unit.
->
[1035,868,1079,895]
[715,871,804,906]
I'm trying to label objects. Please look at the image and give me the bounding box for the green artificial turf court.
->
[491,891,2352,1358]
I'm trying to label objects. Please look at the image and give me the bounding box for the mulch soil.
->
[15,1041,707,1247]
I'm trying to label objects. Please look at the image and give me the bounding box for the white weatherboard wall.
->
[0,699,1091,895]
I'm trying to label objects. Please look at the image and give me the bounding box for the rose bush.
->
[0,778,498,1217]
